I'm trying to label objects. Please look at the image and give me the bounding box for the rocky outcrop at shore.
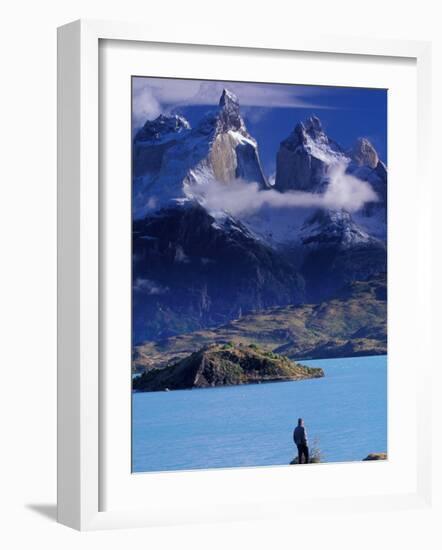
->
[289,451,388,465]
[289,456,321,465]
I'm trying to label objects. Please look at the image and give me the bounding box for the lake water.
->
[132,355,387,472]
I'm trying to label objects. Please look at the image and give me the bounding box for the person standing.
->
[293,418,309,464]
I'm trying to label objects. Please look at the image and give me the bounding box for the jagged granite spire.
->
[275,116,343,192]
[219,88,239,109]
[217,88,246,133]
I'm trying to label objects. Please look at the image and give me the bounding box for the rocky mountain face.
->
[295,209,386,301]
[274,118,386,207]
[348,138,387,238]
[132,343,324,392]
[300,210,376,248]
[133,203,305,343]
[274,116,345,193]
[132,90,387,344]
[133,115,189,176]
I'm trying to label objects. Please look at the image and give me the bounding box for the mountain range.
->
[132,89,387,346]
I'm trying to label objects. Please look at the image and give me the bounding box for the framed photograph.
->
[57,20,433,530]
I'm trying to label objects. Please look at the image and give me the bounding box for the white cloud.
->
[132,77,331,128]
[242,106,270,124]
[132,84,162,128]
[190,162,378,217]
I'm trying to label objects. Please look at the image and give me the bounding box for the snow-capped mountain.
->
[133,89,268,219]
[274,116,387,240]
[274,117,387,203]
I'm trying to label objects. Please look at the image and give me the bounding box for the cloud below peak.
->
[189,163,378,217]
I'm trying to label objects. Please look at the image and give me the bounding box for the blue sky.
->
[132,77,387,177]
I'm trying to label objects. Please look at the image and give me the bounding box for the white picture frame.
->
[57,19,433,531]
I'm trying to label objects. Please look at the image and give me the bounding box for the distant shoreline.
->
[132,374,325,393]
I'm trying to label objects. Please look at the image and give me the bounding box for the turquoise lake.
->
[132,355,387,473]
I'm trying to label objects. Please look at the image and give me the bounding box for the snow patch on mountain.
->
[134,114,191,145]
[300,128,345,166]
[300,209,379,249]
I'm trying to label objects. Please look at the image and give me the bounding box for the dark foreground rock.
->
[290,451,388,465]
[363,453,387,461]
[289,456,321,465]
[133,343,324,392]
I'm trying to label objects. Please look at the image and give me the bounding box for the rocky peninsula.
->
[133,343,324,392]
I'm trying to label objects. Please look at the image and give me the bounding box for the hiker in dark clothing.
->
[293,418,309,464]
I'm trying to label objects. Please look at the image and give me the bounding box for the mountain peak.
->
[305,115,323,134]
[219,88,239,110]
[275,115,344,192]
[293,116,324,138]
[135,113,191,143]
[217,88,245,133]
[290,115,327,146]
[351,137,379,169]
